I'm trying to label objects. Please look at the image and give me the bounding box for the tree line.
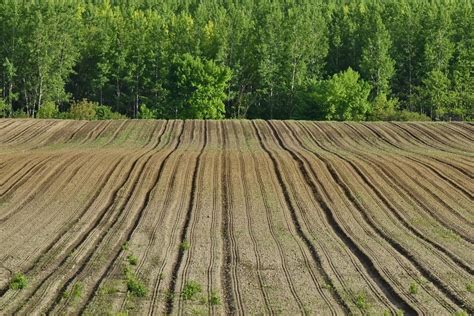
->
[0,0,472,121]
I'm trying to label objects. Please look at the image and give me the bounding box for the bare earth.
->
[0,119,472,315]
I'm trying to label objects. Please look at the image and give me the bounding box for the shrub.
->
[68,99,97,120]
[181,281,202,301]
[12,109,28,118]
[0,98,10,117]
[38,101,59,119]
[10,273,28,290]
[95,105,126,120]
[394,110,431,121]
[138,104,156,119]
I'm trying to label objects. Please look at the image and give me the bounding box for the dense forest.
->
[0,0,472,121]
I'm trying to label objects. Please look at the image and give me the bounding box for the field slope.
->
[0,119,472,315]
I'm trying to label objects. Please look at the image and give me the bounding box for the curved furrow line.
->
[235,122,321,313]
[78,121,186,316]
[103,121,186,314]
[206,141,221,315]
[9,120,67,146]
[82,120,113,145]
[237,154,273,314]
[359,123,473,176]
[255,121,398,313]
[250,121,360,313]
[300,123,474,271]
[407,123,473,152]
[265,122,424,313]
[283,121,469,312]
[8,120,57,145]
[390,122,473,160]
[0,119,18,131]
[134,134,197,316]
[342,123,473,200]
[315,123,473,244]
[435,124,474,143]
[0,155,75,223]
[0,155,43,187]
[220,121,244,315]
[204,120,224,315]
[76,121,105,145]
[6,154,142,314]
[256,121,417,314]
[124,122,184,274]
[65,120,89,143]
[49,122,176,314]
[165,121,208,314]
[0,120,42,143]
[177,126,246,315]
[452,122,474,136]
[336,124,472,224]
[0,154,126,300]
[104,120,131,146]
[6,124,170,313]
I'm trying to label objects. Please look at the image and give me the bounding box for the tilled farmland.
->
[0,119,472,315]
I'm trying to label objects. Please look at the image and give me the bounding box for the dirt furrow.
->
[282,121,469,312]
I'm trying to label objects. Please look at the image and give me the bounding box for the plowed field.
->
[0,119,473,315]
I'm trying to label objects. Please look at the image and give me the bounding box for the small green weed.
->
[121,242,129,251]
[181,280,202,301]
[179,240,190,251]
[453,310,468,316]
[466,281,474,293]
[125,270,147,297]
[10,273,28,290]
[355,293,368,310]
[63,282,84,301]
[209,291,220,306]
[127,254,138,266]
[409,282,418,295]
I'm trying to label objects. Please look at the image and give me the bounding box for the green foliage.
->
[168,53,231,119]
[0,98,9,117]
[209,291,220,306]
[127,254,138,266]
[0,1,472,121]
[38,101,59,119]
[138,104,156,119]
[409,282,418,295]
[10,273,28,290]
[466,281,474,293]
[63,282,84,301]
[12,110,28,118]
[68,100,97,120]
[355,293,369,310]
[179,240,190,251]
[453,310,468,316]
[308,68,371,121]
[181,280,202,301]
[95,105,126,120]
[125,269,147,297]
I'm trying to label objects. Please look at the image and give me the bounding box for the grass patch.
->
[63,282,84,302]
[453,310,467,316]
[127,254,138,266]
[466,281,474,293]
[124,268,147,297]
[209,291,220,306]
[179,240,190,251]
[121,242,129,251]
[10,273,28,290]
[355,293,369,310]
[181,280,202,301]
[409,282,418,295]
